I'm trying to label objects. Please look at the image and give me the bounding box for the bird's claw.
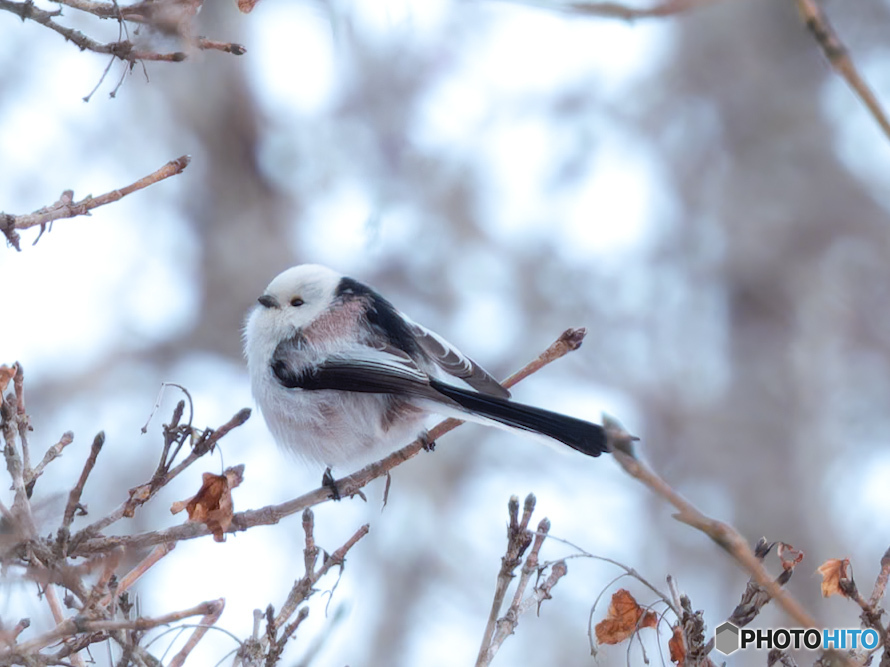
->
[420,431,436,452]
[322,467,341,501]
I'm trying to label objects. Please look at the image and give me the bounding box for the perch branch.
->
[70,328,589,556]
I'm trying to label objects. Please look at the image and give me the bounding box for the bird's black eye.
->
[290,297,305,307]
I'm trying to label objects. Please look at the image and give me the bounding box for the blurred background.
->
[2,0,890,664]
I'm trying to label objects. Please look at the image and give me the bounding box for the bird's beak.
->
[257,294,280,309]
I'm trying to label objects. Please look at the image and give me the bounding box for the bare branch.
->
[562,0,712,19]
[1,395,36,537]
[477,498,567,666]
[104,543,176,604]
[196,37,247,55]
[0,0,246,70]
[493,0,715,20]
[603,420,857,667]
[868,546,890,610]
[794,0,890,142]
[3,599,224,658]
[166,599,226,667]
[236,517,370,665]
[273,518,370,633]
[24,431,75,495]
[476,494,536,665]
[60,432,104,531]
[608,444,817,629]
[2,155,191,250]
[71,407,250,547]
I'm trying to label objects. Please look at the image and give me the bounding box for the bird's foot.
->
[419,430,436,452]
[322,467,341,501]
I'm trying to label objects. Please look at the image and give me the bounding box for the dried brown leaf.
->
[817,558,850,598]
[668,624,685,664]
[595,589,657,645]
[237,0,260,13]
[777,542,804,571]
[172,465,244,542]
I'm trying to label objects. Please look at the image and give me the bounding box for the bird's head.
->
[244,264,342,361]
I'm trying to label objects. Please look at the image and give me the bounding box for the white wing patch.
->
[404,320,510,398]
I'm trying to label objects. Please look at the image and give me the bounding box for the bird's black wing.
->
[272,344,438,399]
[270,329,607,460]
[335,276,509,399]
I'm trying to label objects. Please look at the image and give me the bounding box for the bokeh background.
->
[3,0,890,664]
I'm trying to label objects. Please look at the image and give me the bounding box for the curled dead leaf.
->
[172,465,244,542]
[668,624,685,664]
[595,588,658,645]
[817,558,850,598]
[777,542,804,571]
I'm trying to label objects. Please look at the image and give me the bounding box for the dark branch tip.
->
[559,327,587,351]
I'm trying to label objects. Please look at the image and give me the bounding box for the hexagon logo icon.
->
[715,621,740,655]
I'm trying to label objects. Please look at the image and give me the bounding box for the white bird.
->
[244,265,607,479]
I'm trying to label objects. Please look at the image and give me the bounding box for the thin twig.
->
[60,432,105,536]
[272,521,370,634]
[2,155,190,250]
[868,546,890,610]
[725,539,795,628]
[24,431,75,493]
[1,397,36,536]
[794,0,890,142]
[834,562,890,654]
[44,585,87,667]
[12,363,30,475]
[72,407,250,544]
[101,543,176,606]
[478,510,566,665]
[476,494,536,667]
[496,0,714,20]
[166,599,226,667]
[195,37,247,55]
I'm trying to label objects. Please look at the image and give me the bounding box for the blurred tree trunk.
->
[644,0,890,623]
[156,2,296,360]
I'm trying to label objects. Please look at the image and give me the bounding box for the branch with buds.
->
[2,155,191,251]
[0,0,246,99]
[0,329,590,664]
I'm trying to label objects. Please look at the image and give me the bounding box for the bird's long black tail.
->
[429,379,608,457]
